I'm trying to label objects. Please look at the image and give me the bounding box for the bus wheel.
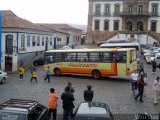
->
[54,69,61,76]
[92,70,101,79]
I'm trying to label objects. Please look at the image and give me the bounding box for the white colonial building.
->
[87,0,160,45]
[1,10,69,72]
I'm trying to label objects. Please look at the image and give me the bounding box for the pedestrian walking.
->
[30,69,37,83]
[153,76,160,105]
[48,88,58,120]
[19,59,24,67]
[138,61,144,75]
[135,74,147,102]
[19,66,25,80]
[61,86,75,120]
[29,65,35,74]
[152,59,157,73]
[44,66,51,82]
[130,70,139,96]
[84,85,94,102]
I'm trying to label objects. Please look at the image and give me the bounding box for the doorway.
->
[126,21,132,31]
[137,21,143,31]
[5,56,12,72]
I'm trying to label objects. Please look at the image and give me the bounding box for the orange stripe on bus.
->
[57,63,117,76]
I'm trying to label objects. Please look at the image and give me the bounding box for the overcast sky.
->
[0,0,89,25]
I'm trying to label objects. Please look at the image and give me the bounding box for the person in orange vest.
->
[48,88,58,120]
[19,66,25,80]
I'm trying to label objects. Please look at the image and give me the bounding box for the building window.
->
[114,21,119,30]
[104,20,109,30]
[151,21,157,32]
[50,37,52,45]
[94,20,100,30]
[21,35,25,47]
[95,4,101,16]
[42,36,44,46]
[114,4,120,15]
[37,36,40,46]
[104,4,110,15]
[5,34,13,54]
[152,4,158,15]
[32,36,36,46]
[138,5,143,14]
[27,35,30,47]
[128,5,132,13]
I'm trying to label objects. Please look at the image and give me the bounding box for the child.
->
[19,66,25,80]
[30,69,37,83]
[48,88,58,120]
[44,66,51,82]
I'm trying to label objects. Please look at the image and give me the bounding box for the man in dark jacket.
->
[61,86,75,120]
[84,85,94,102]
[135,74,147,102]
[152,59,157,73]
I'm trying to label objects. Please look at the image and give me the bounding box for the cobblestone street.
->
[0,45,160,120]
[0,63,160,119]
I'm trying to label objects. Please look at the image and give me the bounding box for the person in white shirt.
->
[130,70,139,96]
[153,76,160,105]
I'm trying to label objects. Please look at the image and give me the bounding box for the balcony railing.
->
[93,11,159,17]
[94,12,101,17]
[120,12,150,16]
[148,12,159,16]
[93,12,121,17]
[5,46,13,54]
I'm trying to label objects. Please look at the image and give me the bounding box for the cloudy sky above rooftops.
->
[0,0,88,25]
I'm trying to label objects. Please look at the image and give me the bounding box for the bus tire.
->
[54,68,61,76]
[92,70,101,79]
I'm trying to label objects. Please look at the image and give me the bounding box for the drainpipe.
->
[0,11,2,68]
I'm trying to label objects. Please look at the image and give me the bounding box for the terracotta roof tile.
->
[39,23,83,32]
[2,10,51,32]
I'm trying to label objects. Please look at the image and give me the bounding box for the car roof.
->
[0,99,38,113]
[75,102,110,118]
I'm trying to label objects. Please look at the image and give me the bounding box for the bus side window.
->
[103,53,110,62]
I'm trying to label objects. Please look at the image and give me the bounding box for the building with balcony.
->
[87,0,160,45]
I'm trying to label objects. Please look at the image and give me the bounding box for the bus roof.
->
[100,42,140,47]
[45,48,136,53]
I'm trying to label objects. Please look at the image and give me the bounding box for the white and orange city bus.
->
[43,48,137,79]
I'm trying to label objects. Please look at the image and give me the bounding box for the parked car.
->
[145,51,159,64]
[144,48,160,60]
[59,46,72,50]
[0,99,50,120]
[0,70,7,84]
[143,47,159,54]
[33,57,44,66]
[155,53,160,67]
[74,102,114,120]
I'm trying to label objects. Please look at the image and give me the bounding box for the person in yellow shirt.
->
[30,69,37,83]
[48,88,58,120]
[19,66,25,80]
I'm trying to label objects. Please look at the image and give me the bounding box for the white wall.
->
[148,1,160,32]
[2,28,67,72]
[92,1,123,31]
[1,33,18,72]
[108,34,157,45]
